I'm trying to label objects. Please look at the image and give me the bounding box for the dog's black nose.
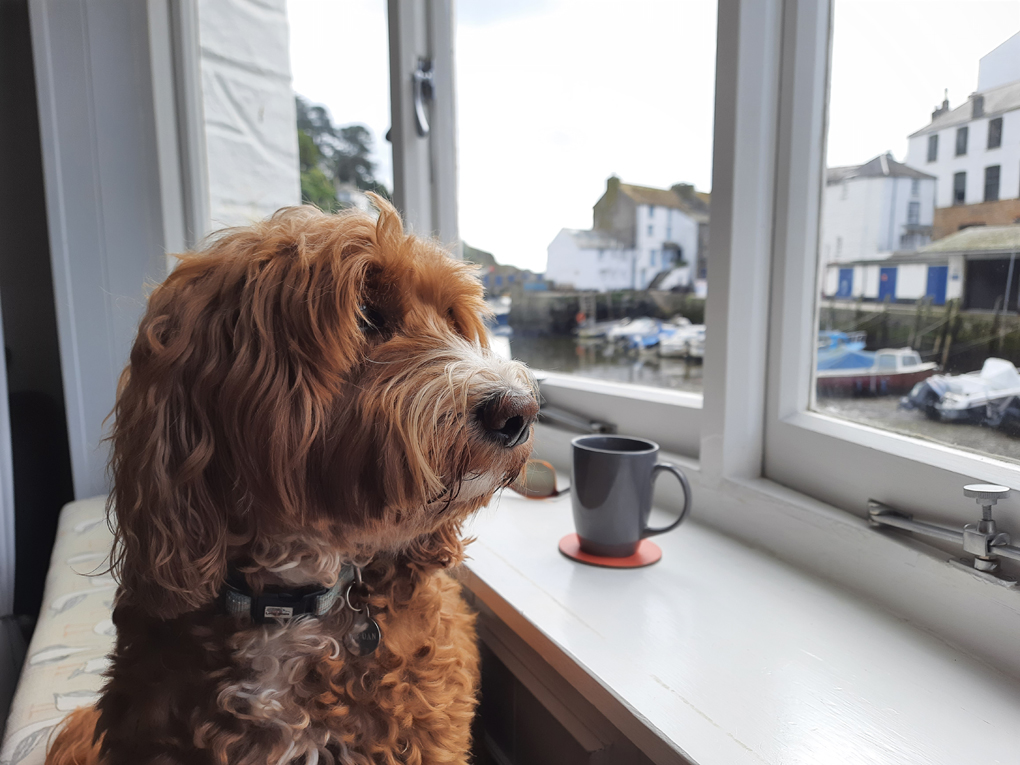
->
[477,392,540,448]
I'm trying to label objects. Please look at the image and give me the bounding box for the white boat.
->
[605,317,661,343]
[659,324,705,359]
[902,357,1020,432]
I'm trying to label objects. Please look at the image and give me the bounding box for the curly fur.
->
[45,197,537,765]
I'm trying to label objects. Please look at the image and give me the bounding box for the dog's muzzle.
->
[477,391,540,448]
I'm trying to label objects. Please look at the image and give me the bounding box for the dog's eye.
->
[358,305,386,333]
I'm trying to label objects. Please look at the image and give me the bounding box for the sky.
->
[288,0,1020,273]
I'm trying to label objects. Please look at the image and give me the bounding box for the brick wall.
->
[933,198,1020,240]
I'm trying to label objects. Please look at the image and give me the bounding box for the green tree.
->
[298,130,338,211]
[295,96,391,207]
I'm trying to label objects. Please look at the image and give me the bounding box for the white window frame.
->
[756,0,1020,674]
[764,0,1020,526]
[396,0,1020,676]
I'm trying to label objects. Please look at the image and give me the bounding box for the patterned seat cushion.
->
[1,497,116,765]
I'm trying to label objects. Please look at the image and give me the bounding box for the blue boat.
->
[817,331,871,370]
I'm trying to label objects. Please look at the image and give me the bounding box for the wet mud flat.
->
[817,395,1020,464]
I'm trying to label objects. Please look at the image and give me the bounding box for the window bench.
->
[2,497,114,765]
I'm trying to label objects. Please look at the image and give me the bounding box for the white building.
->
[905,32,1020,227]
[545,230,635,292]
[821,153,936,269]
[546,177,710,292]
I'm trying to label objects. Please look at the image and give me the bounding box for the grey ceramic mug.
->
[571,435,692,557]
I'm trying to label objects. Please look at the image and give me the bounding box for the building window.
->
[926,133,938,162]
[650,250,657,267]
[955,126,968,156]
[910,179,920,196]
[841,182,848,200]
[953,171,966,204]
[648,205,655,218]
[907,200,920,225]
[985,165,1000,202]
[836,236,842,258]
[647,224,653,236]
[988,117,1003,149]
[666,226,672,241]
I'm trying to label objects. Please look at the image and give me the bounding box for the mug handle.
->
[642,463,692,537]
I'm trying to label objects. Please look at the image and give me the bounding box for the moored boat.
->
[902,358,1020,433]
[816,347,937,395]
[660,324,705,359]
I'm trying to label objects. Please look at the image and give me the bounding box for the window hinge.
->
[869,485,1020,588]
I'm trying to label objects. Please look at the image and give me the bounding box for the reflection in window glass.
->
[457,1,716,394]
[287,1,392,214]
[815,4,1020,462]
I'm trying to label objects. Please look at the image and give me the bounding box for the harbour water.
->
[505,334,1020,462]
[508,336,704,394]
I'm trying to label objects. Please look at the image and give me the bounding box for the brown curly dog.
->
[45,197,538,765]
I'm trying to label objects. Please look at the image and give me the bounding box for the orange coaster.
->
[558,533,662,568]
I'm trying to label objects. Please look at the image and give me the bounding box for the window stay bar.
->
[869,485,1020,588]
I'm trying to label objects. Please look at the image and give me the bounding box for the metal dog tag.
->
[345,610,381,656]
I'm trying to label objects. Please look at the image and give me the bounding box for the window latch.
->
[869,485,1020,588]
[412,58,434,137]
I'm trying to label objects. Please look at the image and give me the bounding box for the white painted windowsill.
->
[462,488,1020,765]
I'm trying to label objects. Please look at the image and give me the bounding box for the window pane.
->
[955,126,968,156]
[457,1,716,395]
[287,2,392,214]
[954,171,967,204]
[985,165,1001,202]
[815,3,1020,462]
[988,116,1003,149]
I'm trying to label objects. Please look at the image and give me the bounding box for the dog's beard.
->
[328,334,536,555]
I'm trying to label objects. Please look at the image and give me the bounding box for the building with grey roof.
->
[821,153,936,267]
[546,177,711,292]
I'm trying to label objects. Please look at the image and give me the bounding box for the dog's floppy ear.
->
[110,208,375,619]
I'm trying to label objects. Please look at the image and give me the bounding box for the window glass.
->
[457,0,716,395]
[956,126,968,156]
[287,1,392,214]
[988,116,1003,149]
[985,165,1001,202]
[954,171,967,204]
[815,3,1020,462]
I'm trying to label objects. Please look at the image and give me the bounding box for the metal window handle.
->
[412,58,434,137]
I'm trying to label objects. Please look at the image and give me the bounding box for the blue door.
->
[836,268,853,298]
[925,265,948,305]
[878,267,897,301]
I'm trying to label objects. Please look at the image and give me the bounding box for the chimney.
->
[931,89,950,121]
[671,183,694,200]
[972,94,985,119]
[607,175,620,194]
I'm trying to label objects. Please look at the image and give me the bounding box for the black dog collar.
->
[222,564,355,624]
